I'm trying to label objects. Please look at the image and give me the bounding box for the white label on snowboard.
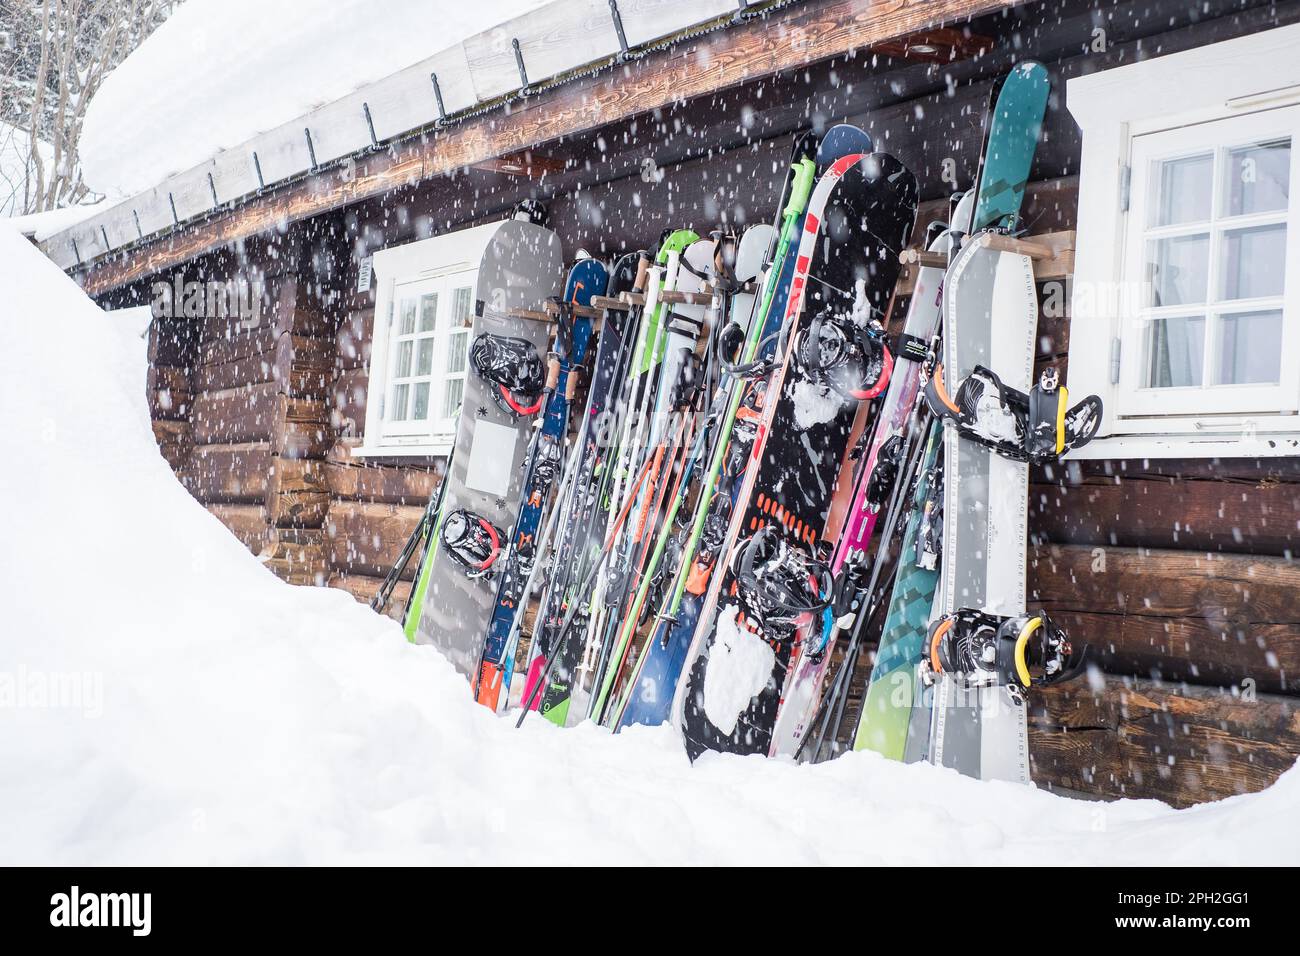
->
[463,419,518,498]
[703,605,776,737]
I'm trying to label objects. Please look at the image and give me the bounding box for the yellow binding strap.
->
[1014,617,1043,688]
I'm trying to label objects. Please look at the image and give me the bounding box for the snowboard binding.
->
[440,509,503,579]
[797,308,893,401]
[923,608,1090,694]
[511,199,548,227]
[732,526,833,635]
[863,433,904,514]
[719,320,777,379]
[925,363,1103,463]
[471,332,546,419]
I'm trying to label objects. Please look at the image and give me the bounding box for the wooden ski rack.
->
[895,229,1076,295]
[509,300,603,322]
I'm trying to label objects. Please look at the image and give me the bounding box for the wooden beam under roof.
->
[71,0,1031,296]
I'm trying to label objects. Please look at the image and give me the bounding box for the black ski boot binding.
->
[925,363,1103,463]
[797,308,893,401]
[441,509,504,579]
[864,433,905,514]
[924,608,1090,695]
[471,333,546,419]
[733,526,833,636]
[511,199,548,227]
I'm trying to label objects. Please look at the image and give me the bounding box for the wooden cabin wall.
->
[104,0,1300,805]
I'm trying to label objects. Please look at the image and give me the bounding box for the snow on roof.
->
[78,0,551,201]
[2,221,1297,864]
[5,200,109,241]
[45,0,745,273]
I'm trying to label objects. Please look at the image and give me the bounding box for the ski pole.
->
[516,456,656,726]
[797,404,932,761]
[659,157,816,625]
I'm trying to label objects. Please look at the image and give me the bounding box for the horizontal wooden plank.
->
[1029,473,1300,557]
[266,458,330,528]
[204,503,271,554]
[324,449,442,505]
[1030,544,1300,694]
[330,572,412,622]
[195,333,333,397]
[180,442,275,503]
[1029,674,1300,808]
[326,499,428,579]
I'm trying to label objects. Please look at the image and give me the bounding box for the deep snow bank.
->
[0,224,1296,864]
[78,0,549,200]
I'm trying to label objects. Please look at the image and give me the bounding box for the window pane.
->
[1147,315,1206,388]
[453,287,473,326]
[1147,234,1209,306]
[419,294,439,332]
[416,338,435,376]
[411,382,430,420]
[395,339,413,377]
[1218,309,1283,385]
[446,330,468,374]
[1155,154,1212,226]
[399,299,416,335]
[391,383,409,421]
[443,378,464,419]
[1221,224,1287,300]
[1226,139,1290,217]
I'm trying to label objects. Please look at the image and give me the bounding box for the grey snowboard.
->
[928,240,1037,783]
[409,220,563,678]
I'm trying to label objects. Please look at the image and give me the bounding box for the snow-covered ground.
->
[78,0,550,200]
[0,224,1295,865]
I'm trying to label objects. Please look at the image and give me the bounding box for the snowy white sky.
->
[0,121,51,218]
[0,224,1296,864]
[78,0,550,200]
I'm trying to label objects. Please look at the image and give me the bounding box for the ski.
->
[473,257,606,710]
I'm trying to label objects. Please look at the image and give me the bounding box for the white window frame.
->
[355,229,495,459]
[1066,23,1300,458]
[381,275,474,441]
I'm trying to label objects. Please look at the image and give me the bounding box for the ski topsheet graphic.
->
[405,220,563,677]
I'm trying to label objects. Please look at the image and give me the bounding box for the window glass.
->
[1147,234,1209,307]
[1226,140,1290,216]
[1218,309,1283,385]
[1147,316,1206,388]
[1155,153,1213,225]
[1221,224,1286,300]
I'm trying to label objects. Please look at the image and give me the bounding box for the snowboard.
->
[926,61,1051,782]
[850,61,1050,765]
[405,220,563,678]
[675,152,918,761]
[773,191,974,758]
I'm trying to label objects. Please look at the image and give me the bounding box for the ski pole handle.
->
[784,158,816,222]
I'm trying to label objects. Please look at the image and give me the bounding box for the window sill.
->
[352,441,453,460]
[1067,432,1300,461]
